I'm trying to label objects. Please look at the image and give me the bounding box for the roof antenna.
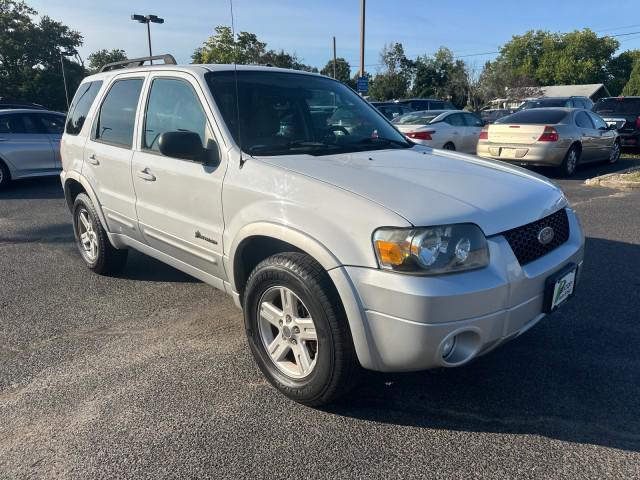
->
[229,0,246,168]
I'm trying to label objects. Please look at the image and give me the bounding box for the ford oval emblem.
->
[538,226,555,245]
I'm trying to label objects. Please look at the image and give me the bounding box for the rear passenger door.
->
[574,111,598,162]
[588,111,617,160]
[462,113,483,153]
[443,113,465,150]
[131,73,227,283]
[0,112,54,176]
[37,112,66,169]
[83,74,146,241]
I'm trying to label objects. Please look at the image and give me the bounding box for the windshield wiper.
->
[352,137,411,148]
[248,141,340,155]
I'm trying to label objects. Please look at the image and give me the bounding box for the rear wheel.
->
[0,160,10,189]
[243,252,360,406]
[608,140,621,164]
[443,142,455,151]
[560,145,580,177]
[72,193,128,274]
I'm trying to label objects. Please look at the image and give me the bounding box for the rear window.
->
[66,81,103,135]
[593,98,640,115]
[521,99,568,109]
[497,109,568,125]
[392,112,440,125]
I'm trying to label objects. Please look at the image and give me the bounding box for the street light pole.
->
[359,0,365,79]
[131,14,164,63]
[332,36,337,79]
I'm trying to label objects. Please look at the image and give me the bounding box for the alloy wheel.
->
[609,142,620,164]
[566,150,577,174]
[77,208,98,262]
[258,286,318,379]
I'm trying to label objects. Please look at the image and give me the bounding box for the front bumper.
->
[342,208,584,372]
[477,141,568,167]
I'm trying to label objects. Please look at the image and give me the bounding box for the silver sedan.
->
[476,108,620,176]
[0,109,66,189]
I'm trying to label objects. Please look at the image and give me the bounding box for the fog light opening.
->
[442,336,456,359]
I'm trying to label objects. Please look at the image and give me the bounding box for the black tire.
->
[443,142,456,151]
[608,140,621,164]
[72,193,128,274]
[243,252,360,406]
[559,144,580,177]
[0,160,11,189]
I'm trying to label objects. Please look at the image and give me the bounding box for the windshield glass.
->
[593,98,640,115]
[205,70,411,156]
[392,111,443,125]
[497,109,568,124]
[520,99,567,109]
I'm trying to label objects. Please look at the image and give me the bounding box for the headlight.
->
[373,224,489,275]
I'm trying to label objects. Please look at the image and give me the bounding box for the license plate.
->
[500,148,517,159]
[544,264,577,313]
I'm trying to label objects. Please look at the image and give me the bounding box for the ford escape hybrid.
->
[60,55,584,406]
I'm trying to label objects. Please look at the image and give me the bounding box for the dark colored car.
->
[0,98,47,111]
[370,102,412,120]
[395,98,457,111]
[592,97,640,149]
[519,96,594,110]
[480,109,512,124]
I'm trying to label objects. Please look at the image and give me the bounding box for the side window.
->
[94,78,144,148]
[575,111,594,129]
[463,113,483,127]
[66,81,103,135]
[1,114,41,134]
[588,112,608,130]
[430,101,445,110]
[143,78,209,153]
[445,113,464,127]
[38,114,65,134]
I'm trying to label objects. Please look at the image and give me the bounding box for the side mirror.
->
[158,131,219,166]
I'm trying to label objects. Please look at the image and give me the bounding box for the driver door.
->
[131,73,228,282]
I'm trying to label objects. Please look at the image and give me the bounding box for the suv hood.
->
[258,147,566,235]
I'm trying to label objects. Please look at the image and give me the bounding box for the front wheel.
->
[243,253,360,406]
[608,140,621,164]
[443,142,456,151]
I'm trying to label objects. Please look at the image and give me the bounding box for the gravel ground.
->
[1,157,639,479]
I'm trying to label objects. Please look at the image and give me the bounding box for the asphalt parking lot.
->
[1,157,640,479]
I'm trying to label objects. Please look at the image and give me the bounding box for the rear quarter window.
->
[497,109,568,124]
[66,81,103,135]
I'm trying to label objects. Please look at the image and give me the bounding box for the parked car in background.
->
[519,96,593,110]
[395,98,457,111]
[477,108,620,176]
[480,108,512,124]
[370,101,412,120]
[0,98,47,110]
[592,96,640,149]
[0,109,66,188]
[393,110,484,153]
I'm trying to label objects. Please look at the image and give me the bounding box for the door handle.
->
[87,154,99,165]
[137,168,156,182]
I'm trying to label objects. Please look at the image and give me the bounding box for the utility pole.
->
[131,14,165,63]
[359,0,365,79]
[332,36,337,79]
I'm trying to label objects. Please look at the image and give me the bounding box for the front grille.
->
[502,208,570,265]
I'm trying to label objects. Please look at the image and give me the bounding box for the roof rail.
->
[99,54,177,72]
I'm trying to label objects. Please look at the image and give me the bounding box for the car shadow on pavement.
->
[539,155,640,182]
[0,177,64,200]
[114,250,200,283]
[328,236,640,452]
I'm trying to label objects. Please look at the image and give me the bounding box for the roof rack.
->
[100,54,177,72]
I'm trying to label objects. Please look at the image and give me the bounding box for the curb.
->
[584,167,640,190]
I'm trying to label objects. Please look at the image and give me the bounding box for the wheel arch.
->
[62,172,109,232]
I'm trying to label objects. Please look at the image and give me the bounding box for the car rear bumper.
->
[341,208,584,372]
[618,132,640,147]
[476,141,567,166]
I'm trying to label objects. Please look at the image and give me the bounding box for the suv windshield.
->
[520,99,568,109]
[206,71,411,156]
[593,98,640,115]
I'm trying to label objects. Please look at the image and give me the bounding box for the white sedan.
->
[392,110,484,153]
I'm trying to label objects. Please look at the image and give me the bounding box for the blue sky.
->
[31,0,640,72]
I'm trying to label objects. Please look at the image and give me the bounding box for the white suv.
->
[60,56,584,405]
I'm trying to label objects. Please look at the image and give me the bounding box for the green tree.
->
[607,50,640,96]
[369,43,413,100]
[412,47,467,107]
[87,48,127,74]
[622,60,640,96]
[320,57,352,84]
[0,0,84,111]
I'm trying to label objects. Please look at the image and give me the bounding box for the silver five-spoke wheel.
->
[258,286,318,379]
[77,208,98,262]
